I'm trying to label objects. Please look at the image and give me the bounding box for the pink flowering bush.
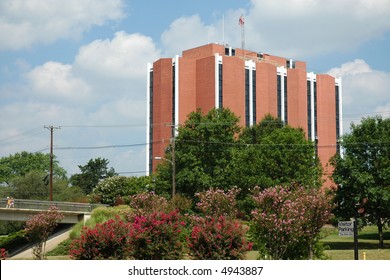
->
[69,210,186,260]
[69,217,131,260]
[250,186,333,259]
[24,206,64,259]
[128,210,186,260]
[187,215,252,260]
[1,248,8,260]
[128,192,169,217]
[195,187,240,218]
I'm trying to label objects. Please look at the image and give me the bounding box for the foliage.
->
[69,210,186,260]
[1,248,8,260]
[0,151,67,185]
[127,192,168,217]
[0,221,25,235]
[89,176,151,206]
[1,170,84,202]
[128,210,186,260]
[157,108,240,197]
[168,194,193,214]
[69,205,132,240]
[0,230,28,253]
[250,185,333,259]
[70,157,117,194]
[195,187,240,218]
[331,116,390,248]
[24,206,64,259]
[69,217,132,260]
[187,215,252,260]
[232,116,322,196]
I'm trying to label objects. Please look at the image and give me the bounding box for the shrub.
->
[1,248,8,260]
[168,194,193,214]
[187,215,252,260]
[0,230,28,253]
[69,217,131,260]
[128,192,168,217]
[250,186,333,259]
[195,187,240,218]
[128,210,186,260]
[89,176,143,206]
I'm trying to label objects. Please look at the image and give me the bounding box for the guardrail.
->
[0,198,105,213]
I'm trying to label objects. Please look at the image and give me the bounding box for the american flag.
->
[239,15,245,26]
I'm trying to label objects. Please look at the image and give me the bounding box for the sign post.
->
[338,220,358,260]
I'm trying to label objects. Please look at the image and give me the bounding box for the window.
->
[218,63,223,108]
[245,69,250,127]
[149,71,154,172]
[253,70,257,124]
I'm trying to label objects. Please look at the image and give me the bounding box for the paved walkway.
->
[10,229,71,260]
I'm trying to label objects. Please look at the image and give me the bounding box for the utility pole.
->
[44,125,60,201]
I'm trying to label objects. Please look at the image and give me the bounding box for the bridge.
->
[0,199,106,224]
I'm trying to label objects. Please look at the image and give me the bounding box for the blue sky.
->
[1,0,389,177]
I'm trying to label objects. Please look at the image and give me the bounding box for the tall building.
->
[146,43,342,187]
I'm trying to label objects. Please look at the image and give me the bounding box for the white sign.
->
[338,221,354,236]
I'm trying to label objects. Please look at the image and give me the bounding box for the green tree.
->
[331,116,390,248]
[70,158,117,194]
[0,151,67,185]
[25,206,64,260]
[1,170,84,202]
[232,115,322,195]
[157,108,240,197]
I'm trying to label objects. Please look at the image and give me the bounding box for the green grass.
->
[320,225,390,260]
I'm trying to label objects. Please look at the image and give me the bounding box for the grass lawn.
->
[320,225,390,260]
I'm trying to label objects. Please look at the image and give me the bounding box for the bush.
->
[0,230,28,254]
[195,187,240,218]
[128,210,186,260]
[250,185,333,259]
[128,192,168,217]
[69,217,131,260]
[89,176,145,206]
[69,205,132,240]
[187,215,251,260]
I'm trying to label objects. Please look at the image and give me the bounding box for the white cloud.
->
[327,59,390,130]
[0,0,125,50]
[244,0,390,57]
[161,15,217,56]
[159,0,390,58]
[75,31,160,80]
[26,62,91,101]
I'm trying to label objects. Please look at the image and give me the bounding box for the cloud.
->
[159,0,390,58]
[0,31,159,174]
[244,0,390,58]
[328,59,390,129]
[75,31,160,80]
[25,62,91,102]
[161,15,217,56]
[0,0,125,50]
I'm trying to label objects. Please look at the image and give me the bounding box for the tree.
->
[331,116,390,248]
[70,158,117,194]
[231,115,322,196]
[0,151,67,186]
[157,108,240,197]
[24,206,64,260]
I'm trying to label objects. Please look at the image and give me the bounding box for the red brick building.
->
[146,43,342,187]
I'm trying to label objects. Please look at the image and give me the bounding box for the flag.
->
[239,15,245,26]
